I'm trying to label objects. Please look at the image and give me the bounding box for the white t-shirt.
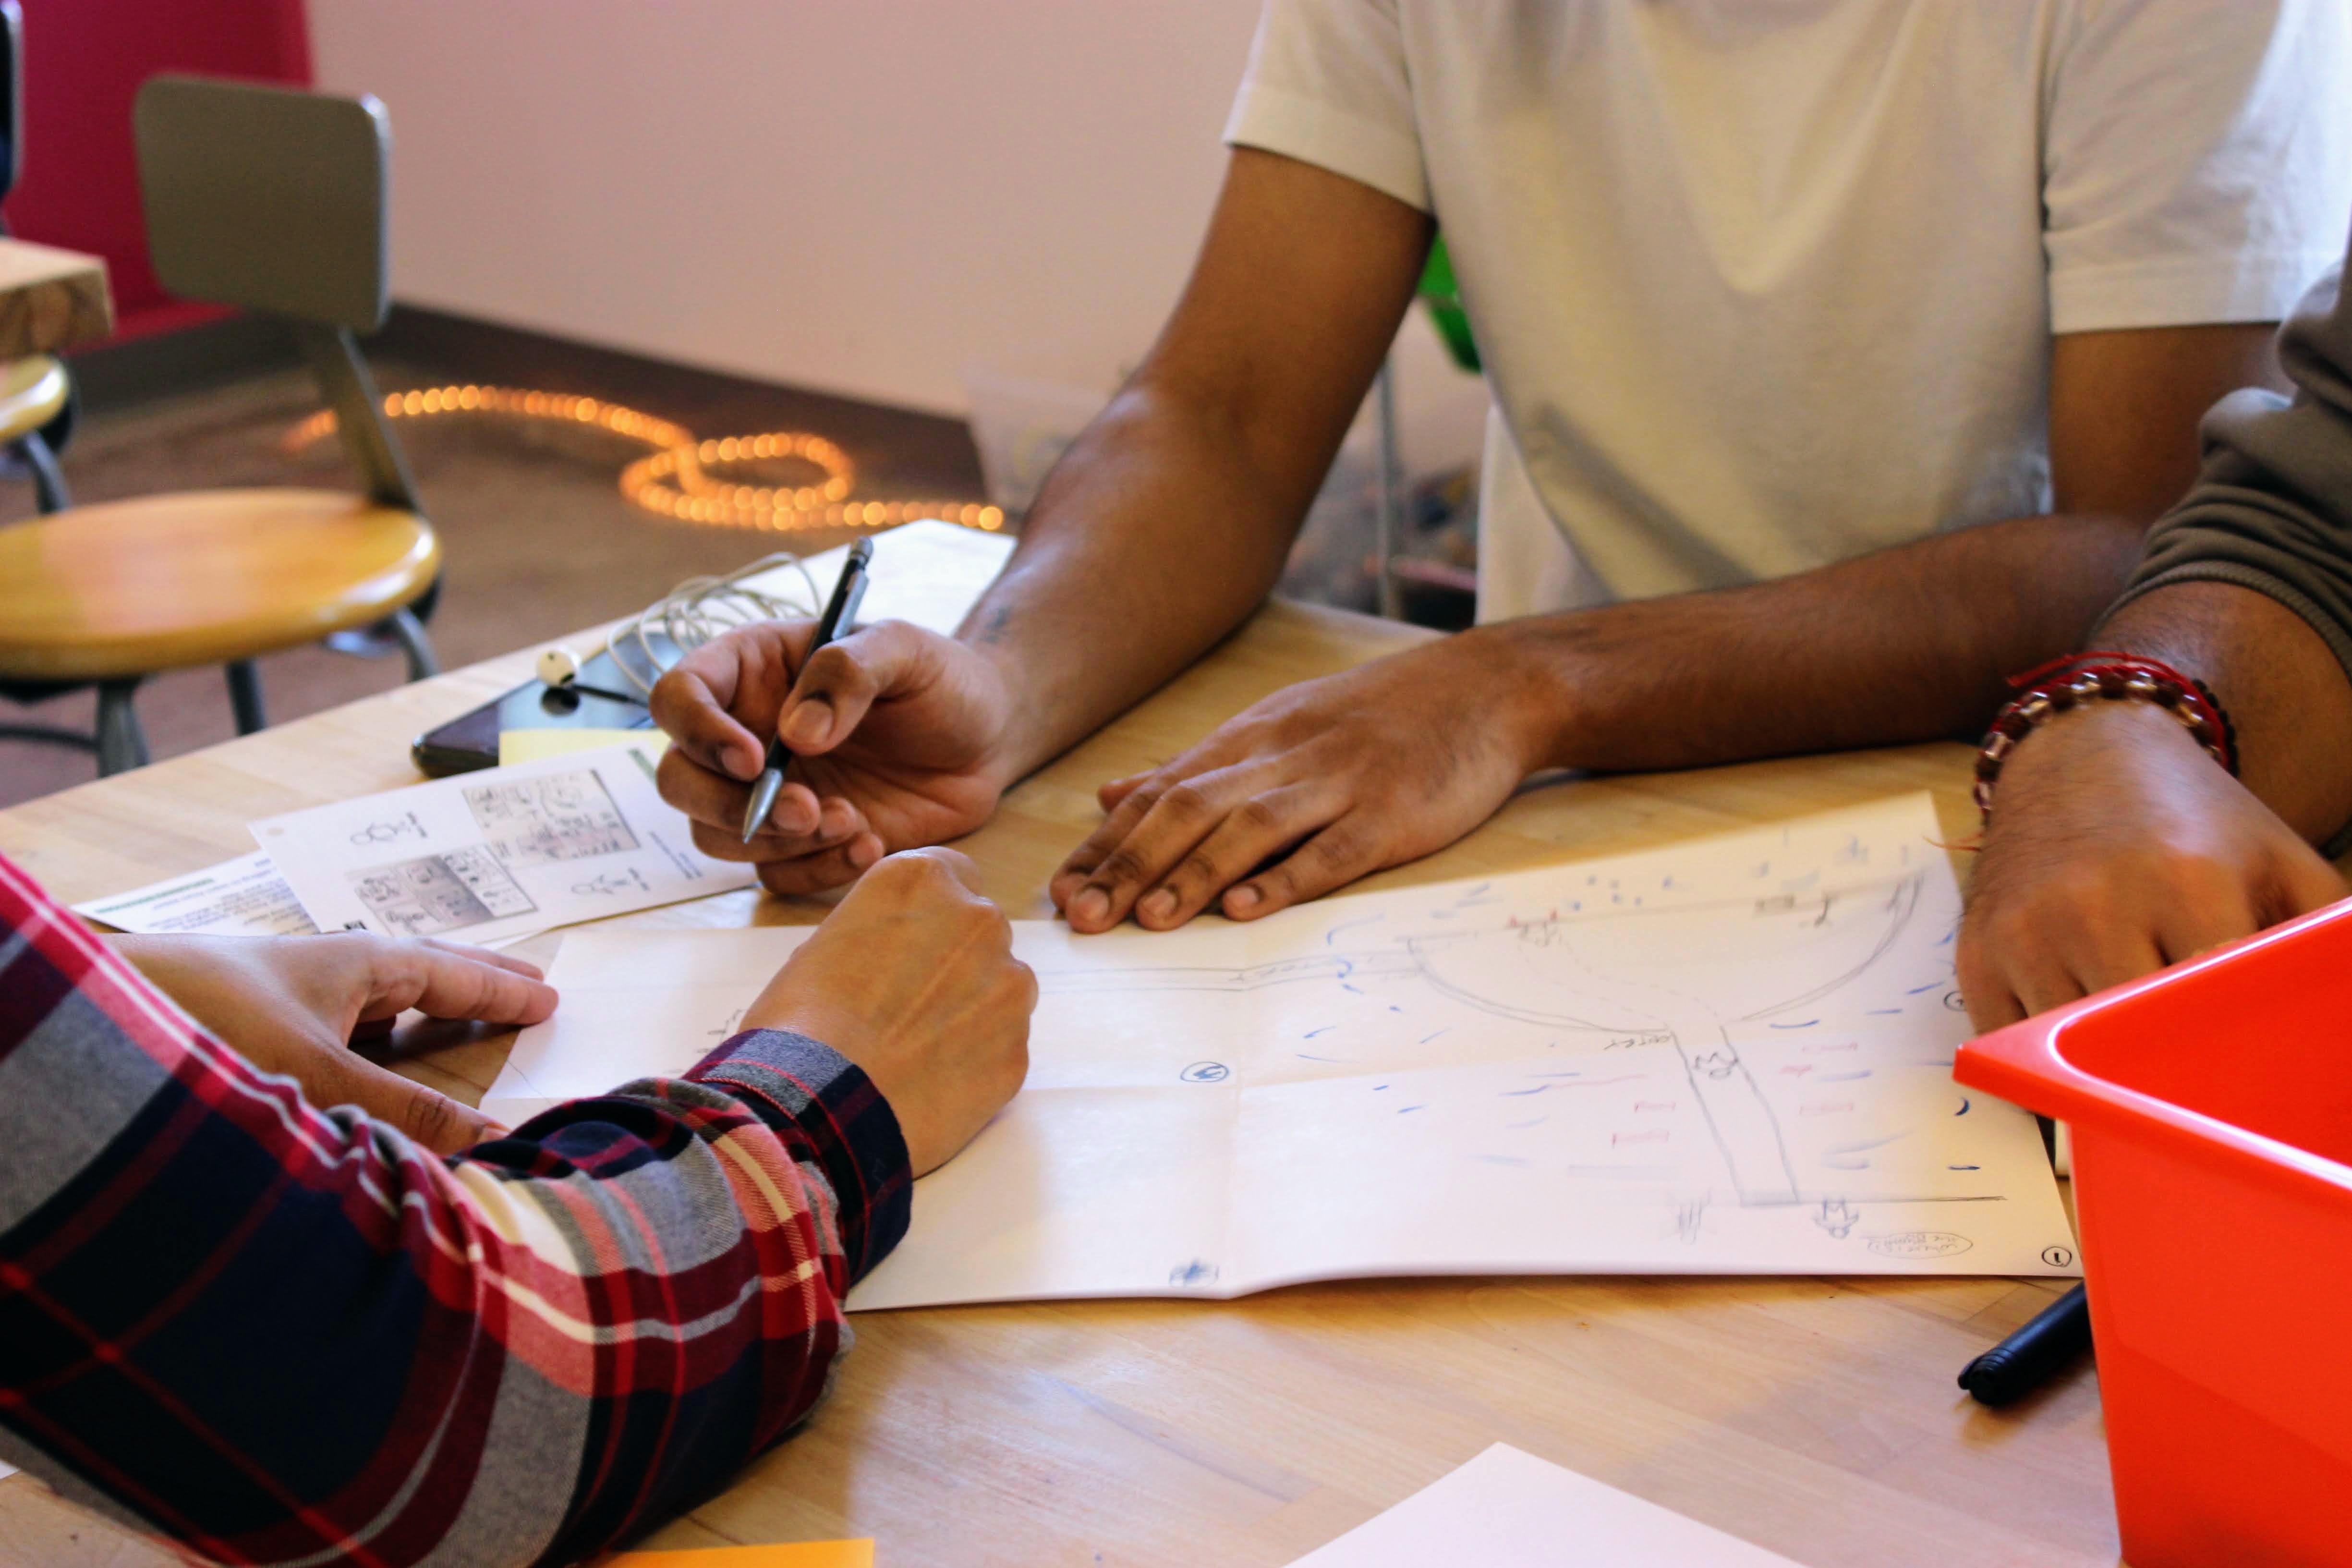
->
[1224,0,2352,619]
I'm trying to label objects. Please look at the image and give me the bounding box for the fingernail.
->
[1227,885,1261,913]
[784,701,831,749]
[1140,889,1177,923]
[1072,887,1110,926]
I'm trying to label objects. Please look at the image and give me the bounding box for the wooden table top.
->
[0,596,2114,1568]
[0,237,114,362]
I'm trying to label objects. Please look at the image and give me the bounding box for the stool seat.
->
[0,355,68,444]
[0,487,438,680]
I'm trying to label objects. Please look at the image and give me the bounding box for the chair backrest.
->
[1,0,25,210]
[133,75,390,332]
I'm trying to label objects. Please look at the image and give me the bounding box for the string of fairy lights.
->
[281,385,1006,534]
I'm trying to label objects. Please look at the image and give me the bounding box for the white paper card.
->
[740,518,1014,637]
[73,851,319,937]
[1289,1444,1806,1567]
[251,744,752,945]
[485,796,2077,1308]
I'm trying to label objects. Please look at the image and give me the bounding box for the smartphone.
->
[410,640,668,776]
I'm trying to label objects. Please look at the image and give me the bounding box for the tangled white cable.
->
[541,552,828,701]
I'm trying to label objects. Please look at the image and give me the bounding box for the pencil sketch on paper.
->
[462,769,640,865]
[350,847,537,937]
[485,793,2081,1310]
[1040,873,1925,1209]
[252,743,756,946]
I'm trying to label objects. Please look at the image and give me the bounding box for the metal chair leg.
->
[1373,359,1404,622]
[227,660,267,734]
[12,430,69,513]
[0,722,97,753]
[387,608,439,680]
[95,680,149,776]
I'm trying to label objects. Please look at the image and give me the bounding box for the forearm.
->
[2085,582,2352,843]
[953,148,1430,782]
[959,381,1309,778]
[1,881,906,1566]
[1491,512,2149,774]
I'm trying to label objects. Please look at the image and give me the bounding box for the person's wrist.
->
[1978,659,2230,819]
[962,634,1054,791]
[1457,620,1582,777]
[1994,695,2198,799]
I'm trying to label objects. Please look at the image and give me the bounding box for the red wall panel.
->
[4,0,312,340]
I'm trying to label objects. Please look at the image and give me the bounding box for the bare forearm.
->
[958,385,1307,779]
[948,149,1430,784]
[2090,582,2352,842]
[1488,512,2149,774]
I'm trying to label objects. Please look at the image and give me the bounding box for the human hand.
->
[109,932,558,1155]
[652,619,1020,896]
[1956,700,2346,1031]
[1050,631,1548,932]
[739,847,1034,1174]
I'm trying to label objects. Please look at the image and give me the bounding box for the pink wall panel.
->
[4,0,312,340]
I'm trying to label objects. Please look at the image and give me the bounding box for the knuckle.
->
[404,1089,460,1148]
[1301,824,1365,873]
[1158,781,1213,821]
[1093,847,1155,888]
[1173,846,1228,890]
[1230,794,1288,836]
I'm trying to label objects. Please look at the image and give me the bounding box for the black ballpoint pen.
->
[1958,1282,2091,1406]
[740,538,873,843]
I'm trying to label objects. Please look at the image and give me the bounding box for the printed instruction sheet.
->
[1287,1444,1807,1567]
[73,850,319,937]
[251,743,752,945]
[486,795,2078,1308]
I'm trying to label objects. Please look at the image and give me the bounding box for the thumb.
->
[312,1049,498,1157]
[780,620,946,757]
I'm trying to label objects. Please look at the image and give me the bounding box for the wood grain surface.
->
[0,238,114,360]
[0,597,2115,1568]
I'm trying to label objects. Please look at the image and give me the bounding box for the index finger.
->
[365,943,560,1027]
[649,623,814,782]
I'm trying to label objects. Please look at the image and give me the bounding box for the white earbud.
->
[537,645,584,689]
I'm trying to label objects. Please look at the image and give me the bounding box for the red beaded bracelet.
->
[1974,651,2237,818]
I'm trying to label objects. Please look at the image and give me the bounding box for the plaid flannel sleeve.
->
[0,851,910,1567]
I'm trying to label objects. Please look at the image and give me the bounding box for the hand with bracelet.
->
[1955,584,2352,1032]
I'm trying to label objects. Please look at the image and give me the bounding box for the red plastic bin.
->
[1957,899,2352,1568]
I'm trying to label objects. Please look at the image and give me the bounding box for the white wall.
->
[305,0,1482,469]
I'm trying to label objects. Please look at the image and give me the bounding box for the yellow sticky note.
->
[610,1545,872,1568]
[498,729,672,767]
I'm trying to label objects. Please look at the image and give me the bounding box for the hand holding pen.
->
[650,534,1026,894]
[742,538,874,841]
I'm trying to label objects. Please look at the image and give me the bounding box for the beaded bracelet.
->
[1973,651,2237,818]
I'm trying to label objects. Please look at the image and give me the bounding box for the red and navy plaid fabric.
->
[0,851,909,1566]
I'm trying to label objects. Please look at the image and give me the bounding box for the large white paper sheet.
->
[73,850,318,936]
[1288,1444,1806,1567]
[251,743,752,945]
[486,795,2076,1307]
